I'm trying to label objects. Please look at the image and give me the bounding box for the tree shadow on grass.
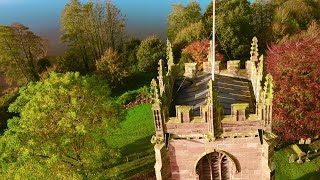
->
[110,135,156,179]
[296,171,320,180]
[111,135,155,167]
[120,135,154,156]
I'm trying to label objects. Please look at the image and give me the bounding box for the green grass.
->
[275,145,320,180]
[107,103,155,179]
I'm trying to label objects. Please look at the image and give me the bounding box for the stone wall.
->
[165,122,209,136]
[168,137,271,180]
[222,120,262,135]
[154,143,172,180]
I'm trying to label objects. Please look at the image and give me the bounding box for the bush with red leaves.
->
[266,29,320,142]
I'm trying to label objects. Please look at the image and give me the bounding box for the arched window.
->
[196,151,231,180]
[153,110,161,129]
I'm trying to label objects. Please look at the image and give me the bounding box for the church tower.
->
[150,38,276,180]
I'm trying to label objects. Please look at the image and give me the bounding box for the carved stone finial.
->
[258,55,264,79]
[264,74,273,105]
[158,59,164,76]
[158,59,165,96]
[150,79,160,103]
[167,39,174,72]
[250,37,259,62]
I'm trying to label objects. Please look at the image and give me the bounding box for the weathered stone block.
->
[246,61,253,78]
[305,138,311,144]
[227,60,240,75]
[203,62,211,73]
[231,103,249,121]
[184,63,197,78]
[215,61,221,74]
[176,106,192,123]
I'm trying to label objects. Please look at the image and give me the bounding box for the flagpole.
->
[212,0,215,81]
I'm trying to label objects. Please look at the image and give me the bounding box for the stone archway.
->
[195,150,240,180]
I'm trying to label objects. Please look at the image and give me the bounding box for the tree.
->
[167,1,202,42]
[0,92,17,133]
[182,39,224,70]
[266,25,320,141]
[136,36,165,72]
[0,23,47,85]
[173,21,207,48]
[213,0,253,60]
[54,50,86,73]
[0,72,124,178]
[203,1,218,38]
[96,48,128,88]
[119,38,141,74]
[250,0,273,53]
[60,0,90,70]
[271,0,315,42]
[60,0,126,72]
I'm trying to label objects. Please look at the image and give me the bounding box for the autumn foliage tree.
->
[266,26,320,141]
[96,48,128,88]
[182,39,224,70]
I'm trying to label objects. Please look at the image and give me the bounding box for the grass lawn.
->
[106,103,155,179]
[275,145,320,180]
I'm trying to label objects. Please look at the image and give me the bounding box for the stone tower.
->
[150,38,276,180]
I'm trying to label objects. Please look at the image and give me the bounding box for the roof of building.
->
[173,73,211,116]
[172,73,255,116]
[215,75,255,115]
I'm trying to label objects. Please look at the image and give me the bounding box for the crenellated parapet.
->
[150,40,179,139]
[214,37,274,135]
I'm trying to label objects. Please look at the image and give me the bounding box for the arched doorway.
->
[195,150,239,180]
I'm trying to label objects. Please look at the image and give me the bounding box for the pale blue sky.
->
[0,0,212,54]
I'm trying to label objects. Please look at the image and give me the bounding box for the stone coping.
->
[217,72,250,80]
[167,116,206,123]
[176,105,193,112]
[222,113,259,122]
[227,60,240,64]
[231,103,249,110]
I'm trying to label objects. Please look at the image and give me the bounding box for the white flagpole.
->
[212,0,215,81]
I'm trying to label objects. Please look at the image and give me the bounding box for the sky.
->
[0,0,211,55]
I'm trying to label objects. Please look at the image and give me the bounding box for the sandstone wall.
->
[168,137,271,180]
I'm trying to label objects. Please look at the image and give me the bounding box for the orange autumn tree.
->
[182,39,224,70]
